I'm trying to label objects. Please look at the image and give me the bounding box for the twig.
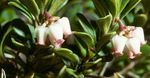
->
[119,61,138,75]
[99,62,110,77]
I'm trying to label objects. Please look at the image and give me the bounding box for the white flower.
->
[111,35,127,56]
[35,24,47,45]
[57,17,72,38]
[125,38,141,59]
[48,20,64,48]
[131,27,147,45]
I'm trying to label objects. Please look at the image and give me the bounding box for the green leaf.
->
[48,0,68,15]
[96,13,112,34]
[133,14,147,27]
[8,1,32,21]
[82,58,102,69]
[106,0,120,17]
[1,69,6,78]
[92,0,109,17]
[35,0,45,13]
[12,19,32,41]
[54,48,80,64]
[45,0,53,11]
[58,65,67,78]
[0,8,17,24]
[65,68,78,78]
[96,32,116,51]
[19,0,40,16]
[119,0,130,14]
[120,0,141,19]
[77,13,96,41]
[74,32,94,47]
[0,26,13,62]
[75,38,87,57]
[141,44,150,55]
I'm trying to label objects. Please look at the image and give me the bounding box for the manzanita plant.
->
[0,0,149,78]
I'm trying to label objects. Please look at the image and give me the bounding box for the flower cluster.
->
[35,17,72,48]
[111,21,146,59]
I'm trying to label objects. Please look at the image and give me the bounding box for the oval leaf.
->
[120,0,141,19]
[48,0,68,15]
[96,13,112,34]
[74,32,94,47]
[54,48,80,64]
[77,13,96,41]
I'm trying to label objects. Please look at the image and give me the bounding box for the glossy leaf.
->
[0,26,13,62]
[8,1,32,21]
[82,58,102,69]
[45,0,53,11]
[96,13,112,34]
[77,13,96,41]
[19,0,40,16]
[35,0,45,13]
[74,32,94,47]
[11,19,32,41]
[75,38,87,57]
[106,0,120,17]
[58,65,67,78]
[119,0,130,13]
[65,68,78,78]
[120,0,141,19]
[48,0,68,15]
[54,48,80,64]
[92,0,108,17]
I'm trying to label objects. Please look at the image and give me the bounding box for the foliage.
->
[0,0,150,78]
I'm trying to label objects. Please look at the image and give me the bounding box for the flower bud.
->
[48,21,64,48]
[111,35,127,56]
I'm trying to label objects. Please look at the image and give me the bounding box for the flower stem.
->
[115,19,125,31]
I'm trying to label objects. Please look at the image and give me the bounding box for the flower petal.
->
[111,35,127,56]
[35,26,47,45]
[48,21,64,48]
[58,17,72,38]
[126,37,141,57]
[132,27,146,45]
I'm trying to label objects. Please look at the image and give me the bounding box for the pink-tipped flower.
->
[57,17,72,38]
[126,38,141,59]
[35,24,47,45]
[111,35,127,56]
[48,21,64,48]
[132,27,147,45]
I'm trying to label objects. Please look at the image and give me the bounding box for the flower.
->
[131,27,147,45]
[35,16,72,48]
[47,19,64,48]
[57,17,72,38]
[35,23,47,45]
[112,35,127,56]
[125,38,141,59]
[111,26,146,59]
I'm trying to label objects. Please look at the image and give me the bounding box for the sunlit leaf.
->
[48,0,68,15]
[120,0,141,19]
[96,13,112,34]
